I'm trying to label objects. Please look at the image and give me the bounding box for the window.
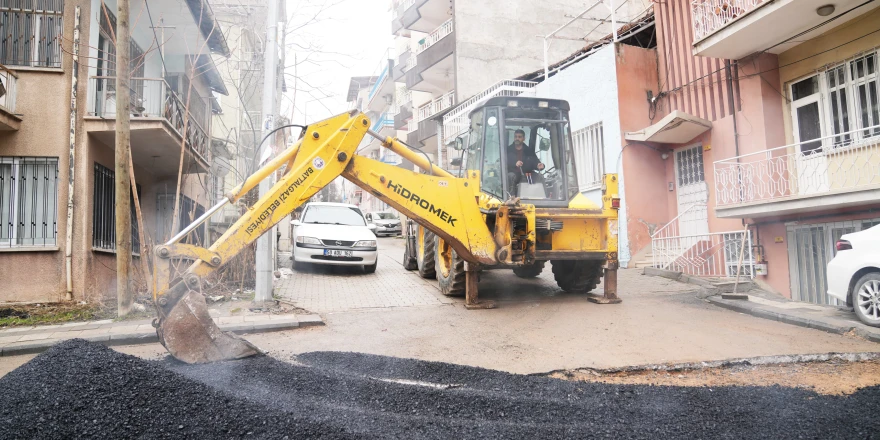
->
[0,0,63,68]
[0,157,58,247]
[788,51,880,154]
[571,122,605,191]
[676,146,705,186]
[481,108,502,197]
[302,205,365,226]
[92,163,140,253]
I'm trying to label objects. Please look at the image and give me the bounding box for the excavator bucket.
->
[156,290,262,364]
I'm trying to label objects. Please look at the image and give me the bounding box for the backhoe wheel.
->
[435,236,465,297]
[416,225,436,279]
[513,261,545,278]
[551,260,603,293]
[402,220,418,271]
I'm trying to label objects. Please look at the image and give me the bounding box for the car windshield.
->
[374,212,398,220]
[302,206,366,226]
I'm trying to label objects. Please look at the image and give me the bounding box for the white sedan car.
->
[291,202,379,273]
[827,224,880,327]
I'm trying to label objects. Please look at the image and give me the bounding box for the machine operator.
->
[506,129,545,195]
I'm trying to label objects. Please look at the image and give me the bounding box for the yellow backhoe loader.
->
[152,97,621,364]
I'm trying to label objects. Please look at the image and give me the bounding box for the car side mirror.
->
[450,157,462,167]
[291,219,301,226]
[367,224,377,231]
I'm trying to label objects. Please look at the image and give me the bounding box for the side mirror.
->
[450,157,462,167]
[291,219,302,226]
[367,224,377,231]
[454,133,469,151]
[539,138,551,151]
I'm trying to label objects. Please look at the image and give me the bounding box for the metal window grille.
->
[0,156,58,247]
[571,123,605,191]
[0,0,64,68]
[92,163,140,253]
[676,146,705,186]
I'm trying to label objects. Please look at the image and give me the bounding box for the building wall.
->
[453,0,651,100]
[0,0,93,303]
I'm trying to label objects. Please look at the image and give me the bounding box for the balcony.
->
[692,0,880,59]
[395,0,449,34]
[85,77,211,177]
[713,124,880,218]
[441,80,537,145]
[406,19,454,94]
[367,59,395,113]
[393,88,413,130]
[0,64,21,130]
[409,91,454,148]
[393,49,411,82]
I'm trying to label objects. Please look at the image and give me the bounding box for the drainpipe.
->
[64,6,81,301]
[725,59,746,228]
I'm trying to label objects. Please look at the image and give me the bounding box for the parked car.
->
[827,224,880,327]
[291,202,378,273]
[365,211,402,237]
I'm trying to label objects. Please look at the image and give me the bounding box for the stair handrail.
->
[651,203,707,240]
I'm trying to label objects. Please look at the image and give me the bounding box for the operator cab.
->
[453,97,580,207]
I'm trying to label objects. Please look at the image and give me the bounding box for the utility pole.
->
[255,0,279,306]
[115,0,133,316]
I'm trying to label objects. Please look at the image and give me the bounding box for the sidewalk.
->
[0,312,323,357]
[708,293,880,343]
[642,267,880,343]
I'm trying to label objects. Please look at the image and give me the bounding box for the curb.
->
[707,297,880,343]
[0,316,323,357]
[642,267,755,295]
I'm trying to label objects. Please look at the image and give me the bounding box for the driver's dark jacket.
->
[506,144,541,174]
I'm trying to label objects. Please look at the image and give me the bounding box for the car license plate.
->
[324,249,353,258]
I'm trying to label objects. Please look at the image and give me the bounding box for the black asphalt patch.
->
[1,340,879,439]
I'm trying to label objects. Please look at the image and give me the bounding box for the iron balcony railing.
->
[0,63,18,112]
[416,90,455,123]
[691,0,768,42]
[441,79,537,145]
[416,19,453,54]
[652,229,755,278]
[714,123,880,208]
[87,77,210,162]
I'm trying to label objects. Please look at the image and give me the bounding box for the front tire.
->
[363,260,378,274]
[551,260,603,293]
[416,225,436,279]
[513,261,545,278]
[435,236,465,297]
[852,272,880,327]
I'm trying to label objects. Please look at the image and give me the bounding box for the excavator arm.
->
[153,110,498,363]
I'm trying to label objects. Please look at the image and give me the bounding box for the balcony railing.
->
[371,112,394,132]
[0,64,18,112]
[87,77,210,161]
[396,88,412,108]
[714,124,880,207]
[441,80,537,145]
[416,90,455,123]
[691,0,767,42]
[404,56,417,72]
[416,19,453,54]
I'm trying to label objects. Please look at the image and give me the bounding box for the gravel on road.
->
[1,340,879,439]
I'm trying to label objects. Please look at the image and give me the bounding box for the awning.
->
[624,110,712,144]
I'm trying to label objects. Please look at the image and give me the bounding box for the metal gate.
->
[788,218,880,305]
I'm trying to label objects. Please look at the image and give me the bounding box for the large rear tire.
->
[416,225,436,279]
[402,220,418,271]
[513,261,545,278]
[435,236,466,297]
[551,260,603,293]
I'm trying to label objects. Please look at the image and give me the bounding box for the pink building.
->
[521,0,880,305]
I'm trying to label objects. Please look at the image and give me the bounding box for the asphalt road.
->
[1,340,877,439]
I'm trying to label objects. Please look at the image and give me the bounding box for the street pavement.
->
[265,237,879,374]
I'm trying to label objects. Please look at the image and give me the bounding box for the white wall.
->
[532,45,631,266]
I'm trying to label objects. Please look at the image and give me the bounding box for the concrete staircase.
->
[630,250,655,269]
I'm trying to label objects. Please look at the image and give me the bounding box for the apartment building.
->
[209,0,287,249]
[0,0,230,304]
[525,0,880,305]
[390,0,651,170]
